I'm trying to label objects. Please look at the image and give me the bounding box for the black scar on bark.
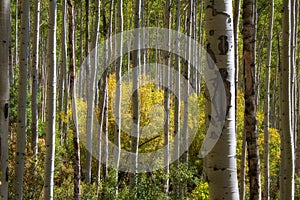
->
[218,35,229,55]
[6,166,9,181]
[207,43,216,64]
[4,103,9,119]
[207,0,230,18]
[219,68,231,116]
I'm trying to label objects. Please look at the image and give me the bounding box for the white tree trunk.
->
[296,73,300,176]
[233,0,240,98]
[31,0,40,165]
[43,0,57,199]
[0,1,10,199]
[280,0,295,198]
[114,0,123,195]
[290,0,296,145]
[59,0,68,145]
[182,0,193,168]
[14,0,18,67]
[84,0,96,183]
[96,71,108,196]
[263,1,274,199]
[130,0,141,193]
[239,131,247,200]
[15,0,30,198]
[271,44,280,129]
[8,10,13,87]
[68,1,81,199]
[173,0,181,196]
[204,0,240,199]
[163,0,171,193]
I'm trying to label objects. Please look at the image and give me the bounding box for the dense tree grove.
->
[0,0,299,199]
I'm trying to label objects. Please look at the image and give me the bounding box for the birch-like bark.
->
[68,0,81,198]
[40,36,46,123]
[99,0,111,184]
[14,0,18,67]
[58,31,65,135]
[84,0,93,183]
[271,39,280,129]
[31,0,40,165]
[140,0,146,75]
[256,41,262,109]
[290,0,296,144]
[296,36,300,176]
[102,80,109,181]
[233,2,240,179]
[163,0,171,194]
[114,0,123,195]
[233,0,240,96]
[296,68,300,176]
[15,0,30,198]
[239,131,247,200]
[181,0,193,197]
[43,0,57,199]
[197,0,204,95]
[60,0,68,145]
[263,1,274,199]
[85,0,90,103]
[174,0,181,169]
[0,1,10,199]
[96,1,109,191]
[191,0,197,92]
[59,0,71,132]
[293,0,299,152]
[130,0,141,192]
[242,0,261,198]
[104,0,114,181]
[9,10,13,86]
[173,0,181,196]
[85,0,101,184]
[78,4,83,98]
[204,0,240,198]
[280,0,295,198]
[293,1,299,145]
[96,72,108,194]
[182,0,192,169]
